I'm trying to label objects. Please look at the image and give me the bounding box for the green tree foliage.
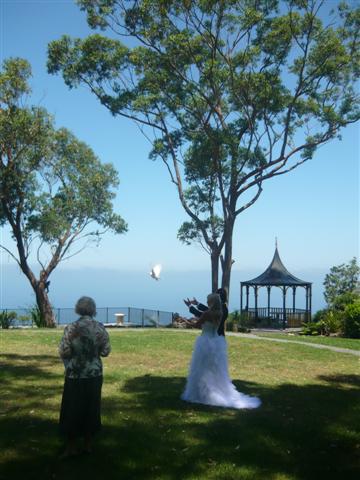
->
[0,58,127,327]
[47,0,360,293]
[342,302,360,338]
[332,290,360,311]
[323,258,360,307]
[308,279,360,338]
[309,266,360,338]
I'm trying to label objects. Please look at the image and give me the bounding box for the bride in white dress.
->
[181,293,261,409]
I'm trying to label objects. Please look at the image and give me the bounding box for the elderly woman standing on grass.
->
[59,296,111,458]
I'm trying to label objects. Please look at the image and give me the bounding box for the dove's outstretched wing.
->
[150,264,162,280]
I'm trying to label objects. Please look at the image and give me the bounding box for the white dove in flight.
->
[150,264,162,281]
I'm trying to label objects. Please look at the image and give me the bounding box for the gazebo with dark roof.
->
[240,243,312,329]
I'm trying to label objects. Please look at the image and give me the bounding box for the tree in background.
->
[48,0,360,293]
[0,58,127,327]
[305,259,360,338]
[323,258,360,307]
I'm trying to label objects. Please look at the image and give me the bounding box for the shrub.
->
[312,309,329,323]
[301,310,343,336]
[29,305,46,328]
[0,310,17,329]
[300,321,324,336]
[227,310,251,333]
[226,311,237,331]
[342,303,360,338]
[323,310,342,335]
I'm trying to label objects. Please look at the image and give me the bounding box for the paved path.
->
[227,332,360,357]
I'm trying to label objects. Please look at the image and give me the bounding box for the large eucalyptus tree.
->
[48,0,359,293]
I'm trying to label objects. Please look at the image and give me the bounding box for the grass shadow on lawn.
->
[316,373,360,387]
[99,374,359,480]
[0,353,63,408]
[0,353,60,375]
[0,353,64,480]
[1,368,359,480]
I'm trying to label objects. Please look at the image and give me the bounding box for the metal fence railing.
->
[0,307,174,328]
[241,307,309,328]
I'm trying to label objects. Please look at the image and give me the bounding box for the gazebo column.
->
[292,286,296,313]
[240,284,243,313]
[267,286,271,319]
[254,286,258,321]
[282,287,287,329]
[305,285,312,322]
[245,285,250,322]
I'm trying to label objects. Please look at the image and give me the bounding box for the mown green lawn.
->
[0,328,359,480]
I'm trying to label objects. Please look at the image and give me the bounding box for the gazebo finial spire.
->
[275,236,278,249]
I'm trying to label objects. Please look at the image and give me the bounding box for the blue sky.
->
[0,0,359,315]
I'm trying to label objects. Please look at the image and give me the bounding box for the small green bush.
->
[29,305,46,328]
[310,307,344,336]
[300,321,324,336]
[322,310,342,335]
[0,310,17,329]
[227,310,251,333]
[226,310,237,331]
[342,303,360,338]
[312,309,329,323]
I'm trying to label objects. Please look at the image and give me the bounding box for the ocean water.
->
[1,264,327,317]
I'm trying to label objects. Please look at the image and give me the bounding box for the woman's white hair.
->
[75,296,96,317]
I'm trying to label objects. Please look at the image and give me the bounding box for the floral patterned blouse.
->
[59,316,111,379]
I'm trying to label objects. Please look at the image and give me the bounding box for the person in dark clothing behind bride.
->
[184,287,228,336]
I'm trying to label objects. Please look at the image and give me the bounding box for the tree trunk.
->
[3,206,57,328]
[221,221,235,297]
[34,283,56,328]
[211,251,219,292]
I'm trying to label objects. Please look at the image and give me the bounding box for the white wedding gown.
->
[181,321,261,409]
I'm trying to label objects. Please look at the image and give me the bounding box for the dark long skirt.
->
[59,376,103,438]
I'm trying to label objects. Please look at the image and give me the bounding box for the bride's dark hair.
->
[216,287,228,304]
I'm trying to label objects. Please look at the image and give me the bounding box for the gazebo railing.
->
[241,307,309,328]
